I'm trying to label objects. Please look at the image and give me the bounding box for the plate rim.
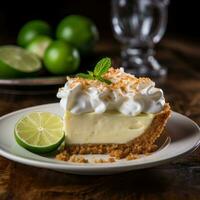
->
[0,76,66,86]
[0,103,200,172]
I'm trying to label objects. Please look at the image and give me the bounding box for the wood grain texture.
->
[0,38,200,200]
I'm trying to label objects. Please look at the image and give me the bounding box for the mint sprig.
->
[94,57,111,77]
[76,73,94,80]
[76,57,112,84]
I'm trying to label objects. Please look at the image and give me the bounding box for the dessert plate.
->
[0,103,199,175]
[0,76,66,86]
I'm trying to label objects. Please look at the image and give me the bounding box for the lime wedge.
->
[14,112,64,154]
[0,46,42,78]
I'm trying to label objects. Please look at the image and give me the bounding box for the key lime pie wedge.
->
[57,58,171,159]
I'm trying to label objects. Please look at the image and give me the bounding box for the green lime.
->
[27,35,52,58]
[44,40,80,75]
[14,112,65,154]
[56,15,99,54]
[0,46,42,78]
[17,20,51,47]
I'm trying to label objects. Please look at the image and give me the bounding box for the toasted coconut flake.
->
[68,68,153,93]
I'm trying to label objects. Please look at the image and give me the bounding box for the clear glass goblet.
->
[111,0,169,77]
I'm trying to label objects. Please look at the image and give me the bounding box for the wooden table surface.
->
[0,38,200,200]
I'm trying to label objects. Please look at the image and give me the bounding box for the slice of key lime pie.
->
[57,58,171,158]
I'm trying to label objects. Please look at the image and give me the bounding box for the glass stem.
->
[121,45,167,77]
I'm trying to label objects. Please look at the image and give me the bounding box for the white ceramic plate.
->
[0,103,199,175]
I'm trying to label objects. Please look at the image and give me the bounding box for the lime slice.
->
[0,46,42,78]
[14,112,64,154]
[27,35,52,59]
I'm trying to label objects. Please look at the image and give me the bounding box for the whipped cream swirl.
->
[57,69,165,116]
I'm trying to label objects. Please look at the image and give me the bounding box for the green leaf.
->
[94,57,111,76]
[76,73,94,80]
[96,76,112,84]
[88,71,94,77]
[76,57,112,84]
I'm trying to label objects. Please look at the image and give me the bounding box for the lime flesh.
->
[0,46,41,78]
[27,35,52,59]
[14,112,64,154]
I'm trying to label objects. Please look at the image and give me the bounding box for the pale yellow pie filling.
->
[64,112,155,144]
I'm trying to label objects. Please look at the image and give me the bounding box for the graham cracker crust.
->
[56,104,171,161]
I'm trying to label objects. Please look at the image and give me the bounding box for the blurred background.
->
[0,0,199,94]
[0,0,199,43]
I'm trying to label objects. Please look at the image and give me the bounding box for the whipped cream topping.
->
[57,68,165,116]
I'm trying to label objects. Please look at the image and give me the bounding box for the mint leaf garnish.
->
[76,73,94,80]
[94,57,111,76]
[88,71,94,77]
[76,57,112,84]
[96,76,112,84]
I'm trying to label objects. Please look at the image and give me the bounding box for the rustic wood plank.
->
[0,157,12,200]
